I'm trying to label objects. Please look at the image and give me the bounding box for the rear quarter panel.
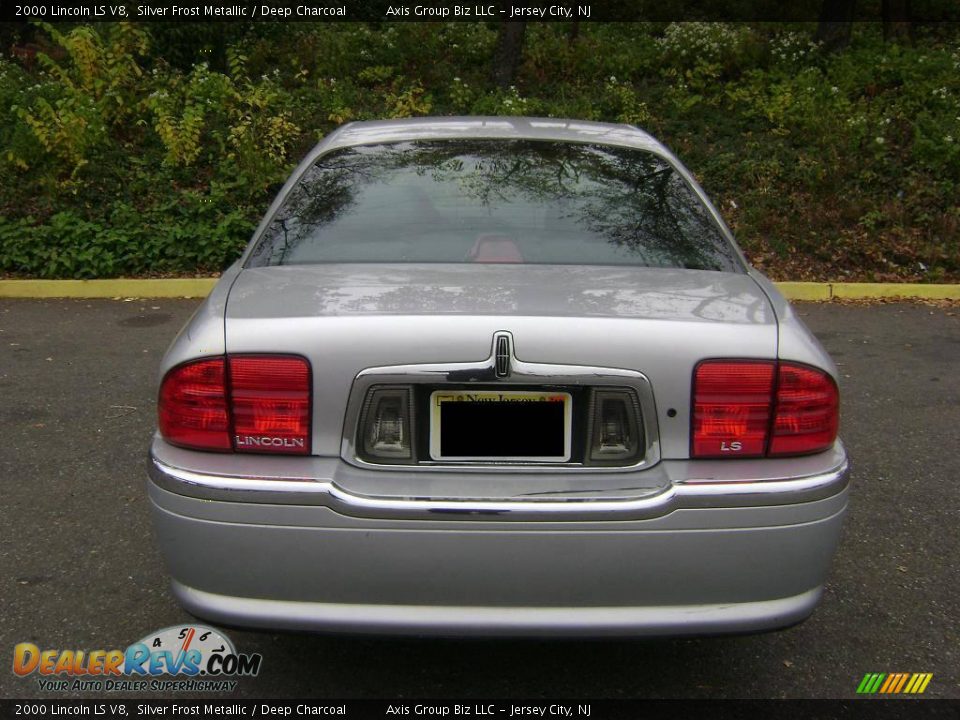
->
[156,261,240,383]
[748,269,840,379]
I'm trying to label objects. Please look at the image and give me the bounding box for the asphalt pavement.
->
[1,299,958,700]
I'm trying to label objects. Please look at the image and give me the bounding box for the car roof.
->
[314,116,671,158]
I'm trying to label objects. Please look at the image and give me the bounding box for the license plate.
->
[429,390,572,462]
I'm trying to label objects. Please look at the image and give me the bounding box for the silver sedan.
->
[148,117,848,636]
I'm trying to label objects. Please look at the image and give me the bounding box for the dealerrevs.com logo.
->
[13,625,262,692]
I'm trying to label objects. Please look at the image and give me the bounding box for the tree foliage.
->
[0,21,957,281]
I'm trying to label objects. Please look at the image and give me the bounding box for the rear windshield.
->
[246,140,741,272]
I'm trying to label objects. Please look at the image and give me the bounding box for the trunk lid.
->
[224,263,777,465]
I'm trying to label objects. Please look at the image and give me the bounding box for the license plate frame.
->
[429,390,572,462]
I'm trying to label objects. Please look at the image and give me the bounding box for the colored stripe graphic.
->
[910,674,933,694]
[860,673,886,694]
[857,673,932,694]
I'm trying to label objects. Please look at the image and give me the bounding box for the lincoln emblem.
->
[495,333,511,378]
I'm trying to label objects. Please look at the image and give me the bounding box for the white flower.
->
[875,136,885,144]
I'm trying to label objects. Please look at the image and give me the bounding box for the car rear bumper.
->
[170,581,825,638]
[147,446,849,637]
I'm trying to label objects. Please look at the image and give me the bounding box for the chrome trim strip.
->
[148,454,850,521]
[340,339,662,473]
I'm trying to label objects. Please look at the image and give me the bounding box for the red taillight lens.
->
[691,359,839,458]
[158,358,231,451]
[692,361,774,457]
[229,355,311,455]
[768,363,839,456]
[158,354,312,455]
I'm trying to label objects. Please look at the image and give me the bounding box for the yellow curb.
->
[0,278,218,298]
[774,282,832,301]
[0,278,958,300]
[829,283,960,299]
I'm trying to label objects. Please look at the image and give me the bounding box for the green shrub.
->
[0,21,957,281]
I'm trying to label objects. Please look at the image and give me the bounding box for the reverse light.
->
[158,354,311,455]
[360,387,413,461]
[692,360,838,458]
[588,389,642,464]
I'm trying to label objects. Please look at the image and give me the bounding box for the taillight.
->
[692,360,838,459]
[158,358,231,451]
[230,355,311,455]
[158,354,311,455]
[768,363,839,457]
[692,361,774,458]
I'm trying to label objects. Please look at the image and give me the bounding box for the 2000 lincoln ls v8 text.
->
[148,117,848,636]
